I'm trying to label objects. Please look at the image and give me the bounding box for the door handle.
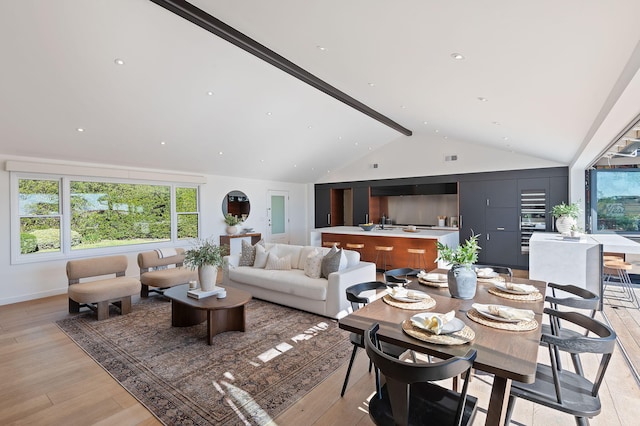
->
[459,215,462,229]
[327,213,331,225]
[487,233,490,241]
[365,213,369,223]
[497,227,505,231]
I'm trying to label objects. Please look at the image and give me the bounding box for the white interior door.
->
[267,190,289,243]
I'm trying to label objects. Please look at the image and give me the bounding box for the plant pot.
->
[198,265,218,291]
[555,216,577,234]
[226,225,238,235]
[447,264,477,300]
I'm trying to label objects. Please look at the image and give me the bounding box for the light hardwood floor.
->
[1,285,639,425]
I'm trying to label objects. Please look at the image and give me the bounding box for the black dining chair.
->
[505,308,616,426]
[364,323,479,426]
[542,282,600,375]
[341,281,410,397]
[384,267,419,286]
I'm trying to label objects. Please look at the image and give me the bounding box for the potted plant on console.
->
[184,237,228,291]
[224,213,242,235]
[551,202,581,235]
[436,234,480,300]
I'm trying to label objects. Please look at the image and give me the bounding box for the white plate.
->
[420,273,448,283]
[474,307,521,323]
[388,289,430,303]
[493,282,537,295]
[410,313,465,334]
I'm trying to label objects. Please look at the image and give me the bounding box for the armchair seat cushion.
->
[140,267,196,288]
[68,277,141,304]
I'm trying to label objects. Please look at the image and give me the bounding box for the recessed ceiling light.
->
[266,112,272,116]
[206,91,214,96]
[434,129,440,133]
[368,82,375,87]
[400,105,406,109]
[477,97,488,102]
[492,121,501,125]
[423,121,428,125]
[293,164,297,168]
[219,151,223,155]
[114,58,125,65]
[76,128,84,132]
[160,141,166,145]
[308,125,313,129]
[260,159,265,163]
[503,137,509,141]
[444,136,448,139]
[368,146,372,150]
[338,136,342,140]
[316,45,327,51]
[354,142,359,146]
[451,53,465,60]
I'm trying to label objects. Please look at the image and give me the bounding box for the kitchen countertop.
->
[314,225,458,239]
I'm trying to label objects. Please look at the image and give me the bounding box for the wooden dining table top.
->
[339,272,546,383]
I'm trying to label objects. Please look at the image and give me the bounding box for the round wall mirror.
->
[222,190,250,221]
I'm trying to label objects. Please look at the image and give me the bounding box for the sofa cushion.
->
[321,247,347,278]
[274,244,303,269]
[229,267,327,301]
[239,239,263,266]
[265,252,292,270]
[254,244,275,268]
[303,248,323,279]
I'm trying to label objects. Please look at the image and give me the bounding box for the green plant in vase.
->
[224,213,243,235]
[184,237,228,291]
[551,202,581,234]
[436,234,481,299]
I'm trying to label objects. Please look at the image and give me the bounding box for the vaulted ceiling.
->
[2,0,640,183]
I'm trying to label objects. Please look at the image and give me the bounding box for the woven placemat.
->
[487,287,543,302]
[418,277,448,288]
[382,294,436,310]
[402,319,475,345]
[466,308,538,331]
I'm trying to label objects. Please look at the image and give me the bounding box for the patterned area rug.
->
[57,297,352,425]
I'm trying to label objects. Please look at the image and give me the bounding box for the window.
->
[590,168,640,233]
[13,174,200,263]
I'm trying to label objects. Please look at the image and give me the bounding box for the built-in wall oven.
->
[520,190,547,254]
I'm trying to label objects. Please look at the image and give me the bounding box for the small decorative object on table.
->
[436,234,480,299]
[551,201,580,235]
[184,237,228,292]
[359,223,375,231]
[224,213,243,235]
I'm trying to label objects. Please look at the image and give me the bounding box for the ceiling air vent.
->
[444,154,458,162]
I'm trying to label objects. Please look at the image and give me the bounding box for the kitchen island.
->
[312,226,459,271]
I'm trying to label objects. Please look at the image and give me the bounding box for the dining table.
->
[338,269,547,426]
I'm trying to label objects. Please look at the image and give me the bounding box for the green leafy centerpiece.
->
[551,202,580,235]
[224,213,243,235]
[184,237,228,291]
[436,234,481,299]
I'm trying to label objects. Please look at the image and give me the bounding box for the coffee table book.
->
[187,286,224,299]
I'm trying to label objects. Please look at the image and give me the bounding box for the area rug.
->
[57,297,352,425]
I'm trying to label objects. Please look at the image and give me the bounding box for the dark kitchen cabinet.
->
[459,180,487,263]
[352,186,371,225]
[314,186,331,228]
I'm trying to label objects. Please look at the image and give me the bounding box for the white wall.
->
[0,155,308,305]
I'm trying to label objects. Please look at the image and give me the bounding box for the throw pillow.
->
[253,244,273,268]
[265,252,292,270]
[304,249,323,279]
[239,239,263,266]
[321,247,347,278]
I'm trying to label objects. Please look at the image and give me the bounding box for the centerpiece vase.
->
[226,225,238,235]
[198,265,218,291]
[447,264,477,299]
[555,216,577,234]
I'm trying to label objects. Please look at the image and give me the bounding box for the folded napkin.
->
[505,282,538,293]
[413,310,455,335]
[472,303,535,321]
[386,287,430,300]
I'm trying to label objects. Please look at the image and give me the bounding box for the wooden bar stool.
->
[374,245,394,272]
[345,243,365,256]
[604,259,638,308]
[322,241,340,248]
[407,248,428,271]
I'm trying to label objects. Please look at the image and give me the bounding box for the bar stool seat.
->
[375,245,394,272]
[603,259,637,308]
[407,247,428,271]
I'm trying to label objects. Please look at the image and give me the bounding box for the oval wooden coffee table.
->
[164,285,252,345]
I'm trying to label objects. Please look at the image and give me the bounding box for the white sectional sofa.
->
[222,243,376,319]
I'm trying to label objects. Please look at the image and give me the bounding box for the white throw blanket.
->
[155,248,178,258]
[472,303,534,321]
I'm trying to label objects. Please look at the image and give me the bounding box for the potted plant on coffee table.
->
[436,234,481,299]
[184,237,228,291]
[551,202,581,235]
[224,213,242,235]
